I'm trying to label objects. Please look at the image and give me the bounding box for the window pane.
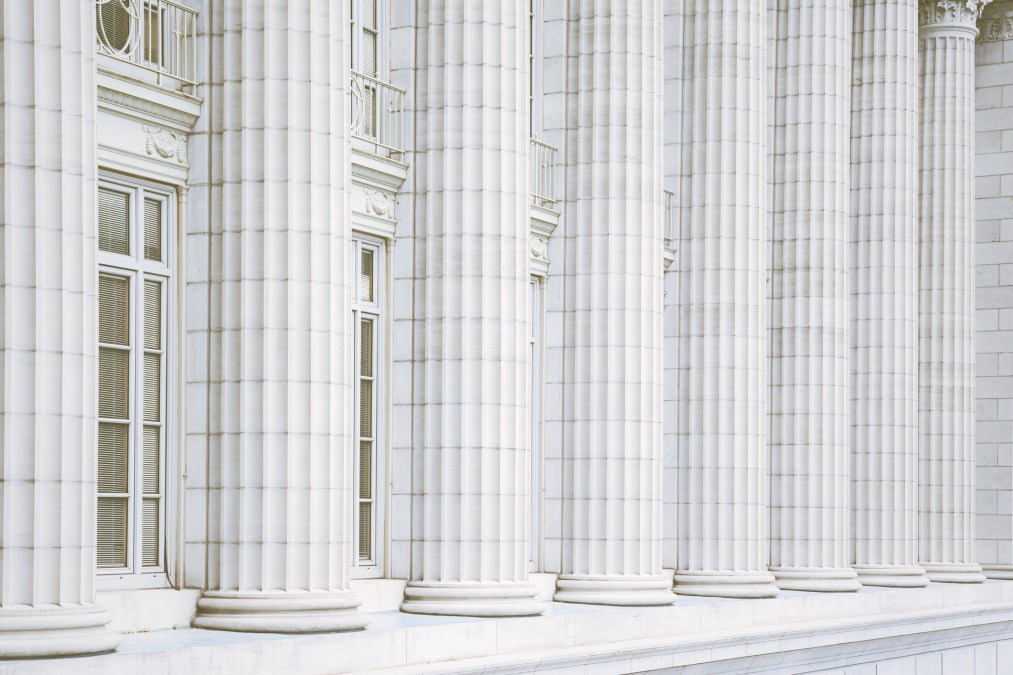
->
[99,274,130,346]
[98,187,130,255]
[143,425,160,494]
[144,280,161,350]
[361,249,374,302]
[99,347,129,420]
[359,379,372,437]
[363,0,376,29]
[358,503,372,561]
[360,319,373,376]
[144,352,160,423]
[359,440,372,500]
[98,422,129,493]
[142,498,159,567]
[143,6,162,67]
[96,0,134,54]
[97,497,128,568]
[144,199,162,262]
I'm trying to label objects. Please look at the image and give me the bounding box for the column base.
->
[920,562,986,584]
[983,565,1013,580]
[193,590,368,633]
[553,575,676,606]
[673,571,780,599]
[770,567,862,592]
[852,564,930,588]
[0,605,120,658]
[401,581,543,617]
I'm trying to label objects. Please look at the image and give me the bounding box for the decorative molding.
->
[143,125,187,164]
[362,188,397,221]
[920,0,992,27]
[978,14,1013,40]
[530,234,549,263]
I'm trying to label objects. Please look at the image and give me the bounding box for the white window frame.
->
[96,173,176,589]
[349,0,387,79]
[352,234,388,578]
[529,275,545,571]
[529,0,544,139]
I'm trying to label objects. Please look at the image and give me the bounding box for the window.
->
[529,276,544,570]
[353,236,386,574]
[97,177,174,579]
[349,0,385,139]
[528,0,544,138]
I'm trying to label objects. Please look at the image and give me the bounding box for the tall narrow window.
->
[350,0,383,135]
[97,177,173,579]
[529,276,544,570]
[528,0,543,138]
[352,236,385,574]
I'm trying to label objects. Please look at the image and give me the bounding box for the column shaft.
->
[553,0,674,607]
[767,0,860,592]
[674,0,779,599]
[850,0,929,587]
[0,0,120,656]
[917,0,990,584]
[193,0,366,632]
[400,0,541,618]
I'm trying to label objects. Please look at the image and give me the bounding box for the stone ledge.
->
[5,582,1013,674]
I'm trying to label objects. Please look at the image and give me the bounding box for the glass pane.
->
[358,503,371,561]
[141,498,159,567]
[363,0,376,29]
[143,425,160,494]
[143,6,163,67]
[360,248,374,302]
[99,274,130,346]
[98,187,130,255]
[359,379,372,438]
[99,347,129,420]
[96,0,134,54]
[144,280,161,350]
[98,422,129,493]
[144,352,160,423]
[359,440,372,500]
[97,497,128,568]
[144,198,162,262]
[360,319,373,377]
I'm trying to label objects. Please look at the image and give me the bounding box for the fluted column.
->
[192,0,366,632]
[917,0,990,584]
[0,0,120,657]
[399,0,541,618]
[850,0,929,588]
[673,0,779,599]
[767,0,860,592]
[552,0,673,607]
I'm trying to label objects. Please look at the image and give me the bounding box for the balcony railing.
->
[351,71,406,160]
[530,138,559,209]
[95,0,198,93]
[664,189,677,248]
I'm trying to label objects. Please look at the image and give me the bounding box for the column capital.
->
[920,0,992,30]
[978,0,1013,41]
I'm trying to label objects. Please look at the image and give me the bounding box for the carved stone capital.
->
[920,0,992,28]
[978,13,1013,41]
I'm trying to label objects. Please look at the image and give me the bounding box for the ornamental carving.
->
[142,125,187,163]
[363,188,397,220]
[978,15,1013,41]
[920,0,993,26]
[530,235,549,262]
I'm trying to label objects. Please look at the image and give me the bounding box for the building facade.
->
[2,0,1013,671]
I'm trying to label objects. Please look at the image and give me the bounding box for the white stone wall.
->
[976,0,1013,577]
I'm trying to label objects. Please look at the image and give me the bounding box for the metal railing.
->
[351,71,407,160]
[530,138,559,209]
[664,189,677,248]
[96,0,198,93]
